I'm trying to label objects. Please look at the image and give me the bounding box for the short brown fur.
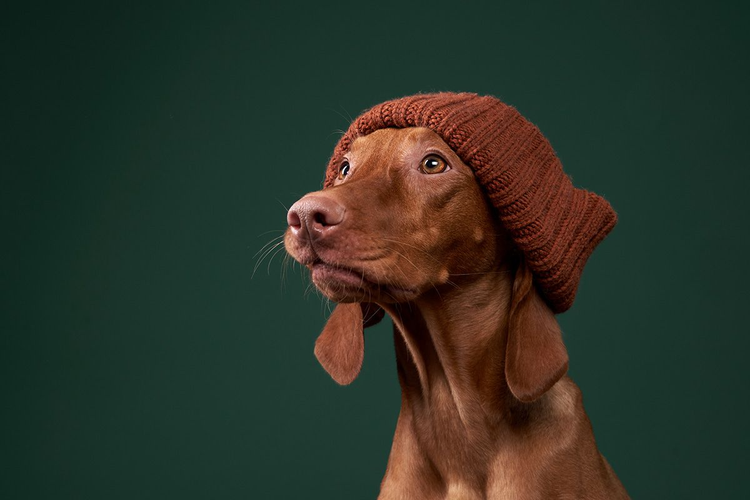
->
[285,127,628,499]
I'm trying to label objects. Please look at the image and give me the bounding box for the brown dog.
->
[284,127,628,499]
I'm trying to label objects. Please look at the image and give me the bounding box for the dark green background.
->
[2,1,748,498]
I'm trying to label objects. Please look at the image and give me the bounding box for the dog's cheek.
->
[440,199,498,274]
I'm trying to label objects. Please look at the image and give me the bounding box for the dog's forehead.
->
[346,127,474,178]
[347,127,474,178]
[349,127,449,157]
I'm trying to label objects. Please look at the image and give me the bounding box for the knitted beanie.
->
[323,92,617,313]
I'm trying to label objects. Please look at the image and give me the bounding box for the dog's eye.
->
[419,155,449,174]
[338,161,351,180]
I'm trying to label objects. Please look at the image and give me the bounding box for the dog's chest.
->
[406,380,582,498]
[409,381,497,481]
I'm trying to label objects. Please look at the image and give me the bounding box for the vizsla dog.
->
[284,95,628,499]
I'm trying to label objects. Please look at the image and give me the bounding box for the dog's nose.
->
[287,195,345,239]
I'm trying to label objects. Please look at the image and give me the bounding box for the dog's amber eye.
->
[419,155,449,174]
[338,161,351,180]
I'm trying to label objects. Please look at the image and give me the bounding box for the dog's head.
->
[284,127,568,402]
[285,127,504,304]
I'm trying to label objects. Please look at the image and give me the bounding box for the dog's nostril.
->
[287,209,302,229]
[313,211,328,227]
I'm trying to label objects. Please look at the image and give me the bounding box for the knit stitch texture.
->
[323,92,617,313]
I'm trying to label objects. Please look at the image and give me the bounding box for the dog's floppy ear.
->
[505,259,569,403]
[314,302,384,385]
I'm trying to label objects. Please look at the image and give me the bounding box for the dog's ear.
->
[505,259,569,403]
[314,302,384,385]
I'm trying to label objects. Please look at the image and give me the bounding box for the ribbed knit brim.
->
[323,92,617,313]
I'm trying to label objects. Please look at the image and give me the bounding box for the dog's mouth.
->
[310,260,418,302]
[284,229,422,302]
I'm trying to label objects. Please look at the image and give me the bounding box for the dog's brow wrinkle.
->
[398,143,412,167]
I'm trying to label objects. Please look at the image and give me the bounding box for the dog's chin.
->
[316,286,367,304]
[310,262,421,304]
[310,262,375,303]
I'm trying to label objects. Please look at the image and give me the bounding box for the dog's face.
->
[284,127,511,303]
[284,126,567,398]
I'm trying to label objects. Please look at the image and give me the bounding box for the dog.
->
[284,96,628,498]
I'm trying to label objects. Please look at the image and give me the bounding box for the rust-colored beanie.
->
[323,92,617,313]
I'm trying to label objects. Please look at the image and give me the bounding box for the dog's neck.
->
[377,260,580,489]
[377,272,616,495]
[382,261,517,428]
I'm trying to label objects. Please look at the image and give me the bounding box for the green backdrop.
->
[3,1,749,498]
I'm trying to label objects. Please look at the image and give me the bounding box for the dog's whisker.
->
[379,237,443,266]
[252,234,285,259]
[279,259,287,291]
[377,254,410,296]
[253,243,286,279]
[327,129,347,138]
[274,198,290,212]
[252,236,284,262]
[338,104,354,125]
[280,253,294,291]
[385,248,423,275]
[265,245,287,275]
[327,105,354,128]
[380,239,461,294]
[252,239,286,278]
[304,281,317,299]
[256,228,286,237]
